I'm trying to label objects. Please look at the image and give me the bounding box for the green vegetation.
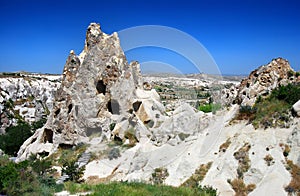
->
[0,152,216,196]
[150,167,169,185]
[285,160,300,195]
[235,83,300,129]
[0,155,63,195]
[181,162,213,188]
[62,161,85,182]
[198,103,221,113]
[0,122,33,156]
[63,181,217,196]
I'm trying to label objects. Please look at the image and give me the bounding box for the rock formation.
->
[236,58,297,106]
[17,23,205,161]
[13,22,300,196]
[0,74,60,132]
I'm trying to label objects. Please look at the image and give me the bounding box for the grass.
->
[285,160,300,195]
[63,181,217,196]
[181,162,213,188]
[198,103,221,113]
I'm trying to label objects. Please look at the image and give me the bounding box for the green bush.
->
[270,83,300,105]
[0,122,33,156]
[62,160,85,182]
[31,118,47,131]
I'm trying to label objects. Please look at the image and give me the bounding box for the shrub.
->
[0,122,33,156]
[233,143,251,178]
[228,178,256,196]
[264,154,274,166]
[235,106,257,121]
[285,160,300,195]
[219,138,231,153]
[270,83,300,105]
[109,122,116,131]
[29,155,52,175]
[150,167,169,185]
[31,118,47,131]
[235,83,300,129]
[62,160,85,183]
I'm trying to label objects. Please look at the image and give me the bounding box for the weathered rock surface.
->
[17,23,206,161]
[236,58,297,106]
[0,74,60,132]
[292,100,300,117]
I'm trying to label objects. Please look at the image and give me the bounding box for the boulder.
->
[292,100,300,117]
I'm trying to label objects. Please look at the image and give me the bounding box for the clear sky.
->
[0,0,299,75]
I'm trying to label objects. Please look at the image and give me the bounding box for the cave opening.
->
[107,99,120,115]
[43,128,53,143]
[96,80,106,94]
[133,101,142,112]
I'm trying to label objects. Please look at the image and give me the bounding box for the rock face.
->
[292,100,300,117]
[236,58,296,106]
[17,23,205,161]
[0,74,60,132]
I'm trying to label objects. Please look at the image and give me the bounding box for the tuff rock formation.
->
[14,22,300,196]
[17,23,206,161]
[236,58,298,106]
[0,74,60,132]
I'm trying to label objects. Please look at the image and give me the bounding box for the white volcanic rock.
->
[0,74,60,131]
[292,100,300,117]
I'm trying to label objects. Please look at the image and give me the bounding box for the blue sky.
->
[0,0,299,75]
